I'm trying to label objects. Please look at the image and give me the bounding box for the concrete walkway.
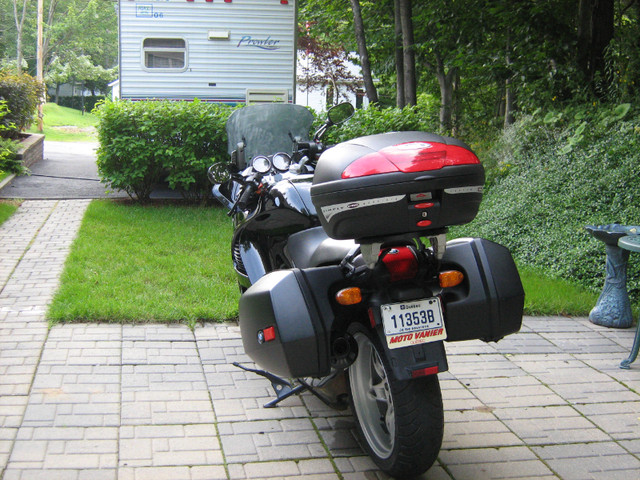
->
[1,200,640,480]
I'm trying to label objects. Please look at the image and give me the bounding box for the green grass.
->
[0,200,19,227]
[518,264,598,316]
[48,201,600,326]
[27,103,99,142]
[47,200,239,326]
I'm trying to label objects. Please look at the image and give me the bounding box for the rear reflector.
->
[342,142,480,178]
[263,326,276,342]
[411,366,439,378]
[381,246,418,282]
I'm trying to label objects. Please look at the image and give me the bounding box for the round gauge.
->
[252,155,271,173]
[272,152,292,172]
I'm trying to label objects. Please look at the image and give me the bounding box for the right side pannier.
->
[440,238,525,342]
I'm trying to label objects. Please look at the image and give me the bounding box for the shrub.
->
[0,101,20,174]
[0,71,45,139]
[453,103,640,301]
[327,101,440,145]
[0,137,20,174]
[95,99,233,202]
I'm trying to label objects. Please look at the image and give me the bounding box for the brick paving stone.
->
[0,427,17,470]
[123,324,194,341]
[119,465,227,480]
[220,417,327,463]
[119,424,223,467]
[494,405,611,445]
[541,331,628,354]
[122,339,201,365]
[439,446,557,480]
[573,402,640,440]
[523,316,593,333]
[22,364,121,427]
[446,353,528,380]
[548,379,640,404]
[442,409,523,449]
[532,442,640,480]
[0,396,28,428]
[121,389,215,425]
[468,381,567,409]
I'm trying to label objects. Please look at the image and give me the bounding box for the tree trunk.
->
[504,31,515,127]
[399,0,416,106]
[349,0,379,105]
[577,0,614,90]
[12,0,29,73]
[394,0,405,108]
[434,53,457,132]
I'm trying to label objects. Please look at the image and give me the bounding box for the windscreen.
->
[226,104,315,159]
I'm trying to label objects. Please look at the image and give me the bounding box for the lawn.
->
[518,264,598,316]
[0,200,19,227]
[27,102,99,142]
[47,200,239,326]
[48,200,600,327]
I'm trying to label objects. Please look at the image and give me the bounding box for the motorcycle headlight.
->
[252,155,271,173]
[272,152,291,172]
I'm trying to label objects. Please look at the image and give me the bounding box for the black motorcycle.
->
[209,102,524,478]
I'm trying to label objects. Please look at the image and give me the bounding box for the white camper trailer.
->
[118,0,297,104]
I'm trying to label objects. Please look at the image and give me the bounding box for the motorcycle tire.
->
[347,322,444,478]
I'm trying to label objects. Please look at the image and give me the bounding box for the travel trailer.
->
[117,0,297,103]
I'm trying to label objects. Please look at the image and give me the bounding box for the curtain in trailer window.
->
[143,38,186,69]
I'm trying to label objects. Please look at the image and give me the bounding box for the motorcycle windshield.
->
[226,104,315,159]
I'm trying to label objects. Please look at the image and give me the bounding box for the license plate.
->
[381,297,447,349]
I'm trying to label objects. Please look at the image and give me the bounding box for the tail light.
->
[341,141,480,179]
[380,246,418,282]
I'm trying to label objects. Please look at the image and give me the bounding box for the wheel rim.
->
[349,331,395,459]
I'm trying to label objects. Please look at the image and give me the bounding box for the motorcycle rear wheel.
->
[347,323,444,478]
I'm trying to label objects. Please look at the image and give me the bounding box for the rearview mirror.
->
[207,163,231,184]
[328,103,355,126]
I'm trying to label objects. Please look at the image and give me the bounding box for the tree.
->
[297,33,361,107]
[11,0,29,73]
[349,0,379,104]
[577,0,615,94]
[398,0,416,106]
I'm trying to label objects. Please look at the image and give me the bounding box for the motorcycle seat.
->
[286,227,356,269]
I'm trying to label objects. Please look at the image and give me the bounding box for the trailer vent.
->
[246,89,288,104]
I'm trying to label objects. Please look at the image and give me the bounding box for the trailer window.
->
[143,38,187,70]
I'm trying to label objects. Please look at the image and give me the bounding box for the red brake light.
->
[381,247,418,282]
[342,142,479,179]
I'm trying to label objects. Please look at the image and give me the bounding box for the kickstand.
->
[233,363,349,410]
[232,362,308,408]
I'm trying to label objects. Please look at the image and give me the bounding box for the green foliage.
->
[327,99,440,144]
[454,103,640,301]
[0,100,20,174]
[0,137,20,175]
[95,100,233,202]
[0,70,45,139]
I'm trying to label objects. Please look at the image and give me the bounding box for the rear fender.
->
[369,320,449,381]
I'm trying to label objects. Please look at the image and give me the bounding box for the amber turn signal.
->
[439,270,464,288]
[335,287,362,305]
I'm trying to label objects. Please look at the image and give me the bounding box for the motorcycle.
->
[209,102,524,478]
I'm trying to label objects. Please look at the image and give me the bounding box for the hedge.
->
[0,70,45,139]
[95,99,233,202]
